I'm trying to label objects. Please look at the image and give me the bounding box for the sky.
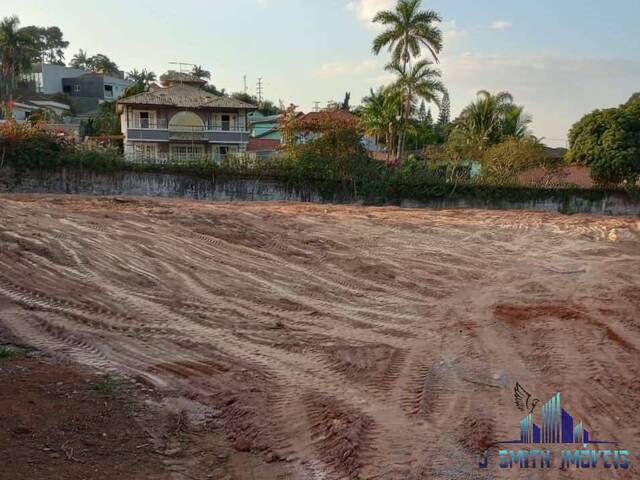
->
[3,0,639,147]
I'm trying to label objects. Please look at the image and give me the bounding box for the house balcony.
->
[126,120,250,144]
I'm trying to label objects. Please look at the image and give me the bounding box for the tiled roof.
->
[117,83,256,110]
[300,110,358,124]
[247,138,281,152]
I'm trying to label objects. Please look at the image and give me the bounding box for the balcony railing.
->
[128,119,248,132]
[125,152,235,164]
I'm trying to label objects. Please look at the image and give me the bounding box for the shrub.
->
[482,137,544,183]
[566,101,640,185]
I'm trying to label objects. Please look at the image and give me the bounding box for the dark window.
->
[139,112,150,129]
[63,85,72,94]
[221,115,230,131]
[104,85,113,97]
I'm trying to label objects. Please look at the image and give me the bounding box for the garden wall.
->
[1,167,638,216]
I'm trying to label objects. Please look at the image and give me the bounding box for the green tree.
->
[69,49,89,69]
[566,101,640,185]
[126,68,156,85]
[372,0,443,68]
[627,92,640,106]
[21,25,68,64]
[0,15,36,99]
[452,90,531,154]
[437,90,450,127]
[191,65,211,80]
[360,86,401,157]
[386,59,445,157]
[87,54,119,74]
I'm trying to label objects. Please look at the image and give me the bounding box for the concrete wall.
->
[41,64,88,95]
[1,168,639,216]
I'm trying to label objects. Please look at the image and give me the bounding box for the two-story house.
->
[117,75,255,163]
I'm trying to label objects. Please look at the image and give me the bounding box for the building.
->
[21,63,88,95]
[246,138,281,160]
[117,74,255,163]
[62,73,132,101]
[248,112,282,140]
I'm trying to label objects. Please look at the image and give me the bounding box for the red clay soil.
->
[1,194,639,479]
[0,354,165,480]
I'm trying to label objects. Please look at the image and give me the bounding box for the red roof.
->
[518,165,594,188]
[247,138,281,152]
[299,110,359,124]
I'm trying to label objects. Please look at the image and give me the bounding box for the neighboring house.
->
[248,112,282,140]
[247,138,281,160]
[3,97,71,122]
[117,75,255,163]
[62,73,132,101]
[20,63,88,95]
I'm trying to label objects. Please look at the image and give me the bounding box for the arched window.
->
[168,111,204,132]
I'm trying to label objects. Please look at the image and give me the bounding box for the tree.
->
[566,101,640,185]
[627,92,640,106]
[191,65,211,80]
[231,92,255,104]
[126,68,156,85]
[341,92,351,111]
[437,90,450,127]
[87,54,119,74]
[360,86,401,157]
[69,49,89,69]
[425,108,433,126]
[417,100,427,122]
[386,59,445,157]
[452,90,532,154]
[482,137,543,182]
[0,15,36,99]
[372,0,443,68]
[21,25,68,64]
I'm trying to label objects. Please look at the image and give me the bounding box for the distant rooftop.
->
[118,83,256,110]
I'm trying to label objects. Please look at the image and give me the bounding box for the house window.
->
[73,84,81,93]
[171,144,205,162]
[133,143,157,160]
[221,115,230,131]
[63,85,72,94]
[104,84,113,98]
[139,112,150,129]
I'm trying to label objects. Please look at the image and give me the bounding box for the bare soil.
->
[1,194,639,479]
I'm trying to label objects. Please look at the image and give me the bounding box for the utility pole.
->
[256,77,264,104]
[243,75,248,94]
[313,101,321,112]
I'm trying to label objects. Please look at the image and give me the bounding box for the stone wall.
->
[1,168,638,216]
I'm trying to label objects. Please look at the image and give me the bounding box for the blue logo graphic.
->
[479,384,630,470]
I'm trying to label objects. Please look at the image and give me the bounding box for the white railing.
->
[128,119,248,132]
[125,152,238,164]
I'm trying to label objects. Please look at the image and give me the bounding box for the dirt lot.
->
[1,194,639,479]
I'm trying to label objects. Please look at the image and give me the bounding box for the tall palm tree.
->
[69,49,89,69]
[0,15,35,99]
[501,105,533,140]
[372,0,443,71]
[126,68,156,86]
[386,59,445,157]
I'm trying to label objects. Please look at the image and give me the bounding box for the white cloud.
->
[491,20,512,31]
[346,0,395,29]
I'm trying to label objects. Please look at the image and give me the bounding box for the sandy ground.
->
[0,194,639,480]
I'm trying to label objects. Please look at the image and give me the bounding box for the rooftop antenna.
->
[169,62,197,85]
[256,77,264,104]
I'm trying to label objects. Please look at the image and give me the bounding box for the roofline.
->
[117,102,256,110]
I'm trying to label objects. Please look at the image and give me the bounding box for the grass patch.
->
[0,346,24,359]
[93,375,117,394]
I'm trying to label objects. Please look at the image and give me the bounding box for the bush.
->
[482,137,544,183]
[0,121,71,169]
[566,101,640,185]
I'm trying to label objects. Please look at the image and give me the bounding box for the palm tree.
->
[360,86,402,158]
[371,0,443,157]
[126,68,156,85]
[69,49,89,69]
[191,65,211,80]
[386,59,445,157]
[372,0,443,71]
[454,90,521,151]
[0,15,35,99]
